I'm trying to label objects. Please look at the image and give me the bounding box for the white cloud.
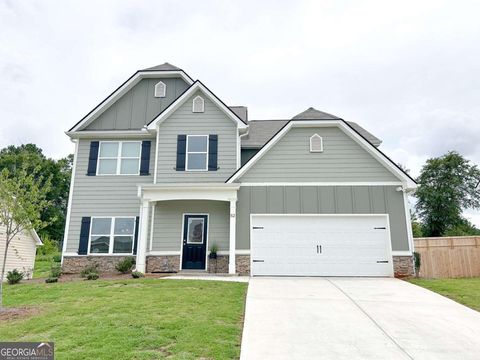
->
[0,0,479,224]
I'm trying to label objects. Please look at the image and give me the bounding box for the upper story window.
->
[310,134,324,153]
[89,217,135,254]
[192,95,205,113]
[186,135,208,171]
[97,141,141,175]
[154,81,166,97]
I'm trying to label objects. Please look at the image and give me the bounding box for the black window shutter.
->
[176,135,187,171]
[133,216,140,255]
[140,141,151,176]
[208,134,218,171]
[78,217,91,255]
[87,141,99,176]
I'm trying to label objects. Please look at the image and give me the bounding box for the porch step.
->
[177,270,210,276]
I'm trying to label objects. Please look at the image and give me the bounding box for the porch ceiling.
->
[138,183,240,202]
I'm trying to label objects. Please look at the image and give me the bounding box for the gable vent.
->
[310,134,323,152]
[154,81,166,98]
[192,95,205,113]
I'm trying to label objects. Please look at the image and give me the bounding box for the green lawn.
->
[408,278,480,311]
[33,253,61,278]
[1,278,248,359]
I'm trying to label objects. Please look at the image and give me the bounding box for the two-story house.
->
[61,63,416,277]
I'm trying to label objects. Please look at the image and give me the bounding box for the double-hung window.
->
[89,217,136,254]
[97,141,141,175]
[186,135,208,171]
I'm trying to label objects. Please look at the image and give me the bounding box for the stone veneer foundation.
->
[64,254,409,277]
[393,256,414,277]
[62,256,135,274]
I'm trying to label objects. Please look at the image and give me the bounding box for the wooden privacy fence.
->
[414,236,480,278]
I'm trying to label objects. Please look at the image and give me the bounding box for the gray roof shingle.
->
[142,62,182,71]
[241,107,382,148]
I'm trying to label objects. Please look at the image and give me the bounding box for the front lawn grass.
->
[408,278,480,311]
[33,253,60,278]
[1,278,248,359]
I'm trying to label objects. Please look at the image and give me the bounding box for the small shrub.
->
[6,269,24,285]
[50,264,63,278]
[53,254,62,263]
[45,277,58,283]
[115,257,136,274]
[86,272,99,281]
[413,251,421,277]
[131,271,144,279]
[36,235,59,256]
[80,264,99,278]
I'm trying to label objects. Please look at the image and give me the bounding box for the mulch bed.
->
[26,272,171,284]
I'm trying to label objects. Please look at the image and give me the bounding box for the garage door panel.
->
[251,215,393,277]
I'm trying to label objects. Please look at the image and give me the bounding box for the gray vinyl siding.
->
[238,127,399,182]
[151,200,229,252]
[156,91,238,182]
[236,186,409,252]
[65,138,155,253]
[85,78,189,130]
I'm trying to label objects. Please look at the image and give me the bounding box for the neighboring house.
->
[62,63,416,277]
[0,225,42,279]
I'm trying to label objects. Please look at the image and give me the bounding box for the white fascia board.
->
[31,229,42,246]
[66,129,156,139]
[138,183,240,202]
[147,81,248,131]
[70,70,193,132]
[228,120,416,188]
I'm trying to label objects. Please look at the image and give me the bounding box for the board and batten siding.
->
[236,186,409,252]
[65,138,155,253]
[151,200,229,252]
[156,91,238,182]
[0,226,37,279]
[85,78,189,131]
[238,127,399,182]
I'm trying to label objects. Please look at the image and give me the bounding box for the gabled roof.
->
[142,62,182,71]
[229,119,417,188]
[68,63,193,132]
[147,81,248,130]
[31,229,42,246]
[292,107,341,120]
[241,119,381,148]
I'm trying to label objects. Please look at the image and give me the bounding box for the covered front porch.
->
[136,183,241,274]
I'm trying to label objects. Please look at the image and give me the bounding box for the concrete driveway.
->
[240,277,480,360]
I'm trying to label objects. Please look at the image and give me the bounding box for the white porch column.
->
[229,199,237,274]
[136,200,150,273]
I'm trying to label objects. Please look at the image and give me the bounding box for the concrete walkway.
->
[163,274,249,282]
[240,277,480,360]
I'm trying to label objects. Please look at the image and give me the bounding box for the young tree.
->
[0,144,72,241]
[415,151,480,236]
[0,168,52,308]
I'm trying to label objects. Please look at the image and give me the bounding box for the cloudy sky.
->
[1,0,479,223]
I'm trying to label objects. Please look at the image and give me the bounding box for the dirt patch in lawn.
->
[0,306,41,321]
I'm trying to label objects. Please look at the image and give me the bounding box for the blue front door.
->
[182,215,208,270]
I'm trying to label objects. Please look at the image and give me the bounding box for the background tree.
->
[0,168,52,307]
[0,144,72,242]
[415,151,480,236]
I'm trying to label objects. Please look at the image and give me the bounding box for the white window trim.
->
[97,141,142,176]
[154,81,166,98]
[185,135,209,171]
[192,95,205,113]
[88,216,136,255]
[310,133,323,152]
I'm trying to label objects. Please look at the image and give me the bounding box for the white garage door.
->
[250,215,393,277]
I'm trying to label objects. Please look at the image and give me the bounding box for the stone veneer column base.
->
[393,255,414,278]
[146,255,180,273]
[207,255,250,275]
[62,256,136,274]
